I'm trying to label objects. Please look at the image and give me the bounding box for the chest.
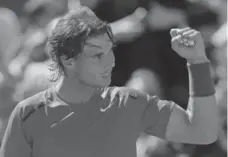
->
[32,104,141,157]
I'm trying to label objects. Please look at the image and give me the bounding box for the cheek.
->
[79,63,103,80]
[77,63,111,87]
[102,52,115,68]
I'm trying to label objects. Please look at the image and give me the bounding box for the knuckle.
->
[171,28,178,31]
[183,31,189,36]
[171,39,178,45]
[171,38,178,44]
[196,31,201,35]
[194,30,200,34]
[194,33,201,38]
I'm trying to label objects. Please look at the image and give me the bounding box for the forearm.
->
[166,28,219,144]
[109,8,147,42]
[186,59,219,143]
[109,20,124,42]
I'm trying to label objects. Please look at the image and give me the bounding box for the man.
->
[0,6,219,157]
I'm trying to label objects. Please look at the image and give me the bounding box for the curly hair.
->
[46,6,115,82]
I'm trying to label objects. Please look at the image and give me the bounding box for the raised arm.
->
[109,7,147,42]
[140,27,219,145]
[165,27,219,144]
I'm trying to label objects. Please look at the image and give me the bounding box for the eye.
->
[112,44,117,49]
[110,44,116,52]
[94,53,103,59]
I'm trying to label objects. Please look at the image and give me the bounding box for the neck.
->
[54,76,96,105]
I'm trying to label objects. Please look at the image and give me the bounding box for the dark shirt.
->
[0,86,174,157]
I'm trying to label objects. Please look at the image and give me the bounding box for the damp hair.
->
[46,6,115,82]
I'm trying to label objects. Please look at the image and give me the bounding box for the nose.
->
[111,55,115,68]
[104,51,115,69]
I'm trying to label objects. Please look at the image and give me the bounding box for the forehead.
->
[84,33,113,53]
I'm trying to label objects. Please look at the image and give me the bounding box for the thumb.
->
[170,28,178,38]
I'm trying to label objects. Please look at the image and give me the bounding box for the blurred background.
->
[0,0,226,156]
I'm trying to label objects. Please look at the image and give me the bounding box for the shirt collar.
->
[44,87,70,108]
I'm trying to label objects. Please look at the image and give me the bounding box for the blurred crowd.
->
[0,0,227,157]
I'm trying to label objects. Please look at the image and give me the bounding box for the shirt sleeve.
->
[141,95,175,139]
[0,103,33,157]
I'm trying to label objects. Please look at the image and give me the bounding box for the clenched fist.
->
[170,27,209,64]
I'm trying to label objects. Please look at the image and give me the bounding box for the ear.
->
[60,55,76,69]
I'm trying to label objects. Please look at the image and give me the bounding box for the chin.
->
[88,80,110,88]
[100,80,111,87]
[98,77,111,87]
[85,75,111,88]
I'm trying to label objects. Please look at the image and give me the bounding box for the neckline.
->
[47,87,105,110]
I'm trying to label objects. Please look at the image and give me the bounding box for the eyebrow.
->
[85,40,114,50]
[85,42,103,49]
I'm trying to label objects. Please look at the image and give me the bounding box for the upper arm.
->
[141,95,175,139]
[165,96,218,144]
[165,103,192,143]
[141,94,213,143]
[0,103,33,157]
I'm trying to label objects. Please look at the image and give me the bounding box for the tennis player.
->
[0,6,219,157]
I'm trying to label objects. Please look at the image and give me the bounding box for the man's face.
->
[72,33,115,88]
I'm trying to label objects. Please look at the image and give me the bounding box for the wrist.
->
[187,62,215,96]
[187,56,209,64]
[109,22,120,40]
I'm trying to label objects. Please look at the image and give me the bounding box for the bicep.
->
[165,104,193,143]
[0,104,32,157]
[141,96,175,139]
[165,96,217,144]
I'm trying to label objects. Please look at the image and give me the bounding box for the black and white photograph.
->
[0,0,227,157]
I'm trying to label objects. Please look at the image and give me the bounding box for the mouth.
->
[102,70,112,78]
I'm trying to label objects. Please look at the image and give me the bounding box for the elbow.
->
[200,114,220,144]
[208,135,219,144]
[189,121,220,145]
[197,126,219,145]
[199,133,218,145]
